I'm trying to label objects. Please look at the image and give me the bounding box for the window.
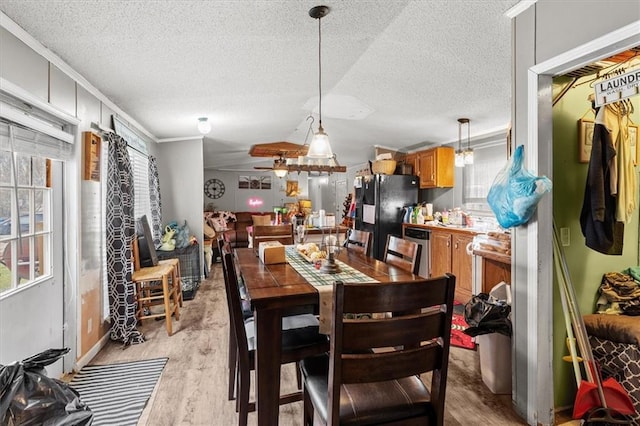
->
[128,147,152,222]
[0,150,52,294]
[463,141,509,212]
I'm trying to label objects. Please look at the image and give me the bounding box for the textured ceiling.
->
[0,0,520,170]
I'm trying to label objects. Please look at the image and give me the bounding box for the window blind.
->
[463,141,508,210]
[128,147,152,222]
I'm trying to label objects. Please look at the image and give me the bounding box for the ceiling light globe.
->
[197,117,211,134]
[455,151,465,168]
[307,128,333,158]
[464,149,474,165]
[274,168,288,178]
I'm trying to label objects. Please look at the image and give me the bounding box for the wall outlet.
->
[560,227,570,246]
[87,318,92,334]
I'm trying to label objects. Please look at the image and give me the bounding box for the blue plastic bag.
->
[487,145,552,228]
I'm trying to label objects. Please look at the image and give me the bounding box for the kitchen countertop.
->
[472,247,511,264]
[402,222,482,235]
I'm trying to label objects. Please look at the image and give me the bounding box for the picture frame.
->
[250,176,261,189]
[286,180,299,197]
[260,176,271,190]
[578,118,595,163]
[239,175,249,189]
[83,131,101,181]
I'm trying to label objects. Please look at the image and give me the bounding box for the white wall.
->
[156,139,204,249]
[203,169,309,213]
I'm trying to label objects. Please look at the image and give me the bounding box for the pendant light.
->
[463,118,474,165]
[273,163,288,178]
[307,5,333,159]
[197,117,211,134]
[455,118,467,167]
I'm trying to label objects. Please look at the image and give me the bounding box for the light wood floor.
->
[89,263,527,425]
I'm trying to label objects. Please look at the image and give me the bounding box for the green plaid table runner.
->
[285,247,378,287]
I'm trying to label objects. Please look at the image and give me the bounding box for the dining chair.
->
[218,236,253,402]
[300,274,456,426]
[251,223,294,250]
[222,249,330,426]
[344,229,372,256]
[383,234,422,275]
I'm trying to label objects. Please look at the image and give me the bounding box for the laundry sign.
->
[594,67,640,106]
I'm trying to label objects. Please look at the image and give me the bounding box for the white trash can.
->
[477,282,512,394]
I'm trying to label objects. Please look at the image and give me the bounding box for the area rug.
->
[451,301,475,350]
[68,357,168,426]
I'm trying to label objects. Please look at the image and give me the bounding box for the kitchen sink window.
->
[463,140,509,213]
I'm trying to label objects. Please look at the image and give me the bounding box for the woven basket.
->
[372,160,397,175]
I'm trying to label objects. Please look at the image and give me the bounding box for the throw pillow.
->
[252,215,272,227]
[203,220,216,239]
[211,217,228,232]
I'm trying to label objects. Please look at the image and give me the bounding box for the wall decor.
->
[239,175,271,190]
[83,131,101,181]
[204,178,225,199]
[239,176,249,189]
[578,118,595,163]
[112,115,147,154]
[286,180,299,197]
[261,176,271,190]
[250,176,261,189]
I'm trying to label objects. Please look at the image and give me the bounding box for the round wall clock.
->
[204,178,225,199]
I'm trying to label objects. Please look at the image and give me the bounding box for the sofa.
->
[220,211,275,249]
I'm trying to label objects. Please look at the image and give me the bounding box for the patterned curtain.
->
[148,155,163,247]
[105,132,145,345]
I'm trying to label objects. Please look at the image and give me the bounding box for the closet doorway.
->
[523,26,640,422]
[551,47,639,413]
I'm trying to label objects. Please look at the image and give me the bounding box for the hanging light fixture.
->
[273,157,288,178]
[462,118,474,164]
[307,5,333,159]
[455,118,468,167]
[197,117,211,134]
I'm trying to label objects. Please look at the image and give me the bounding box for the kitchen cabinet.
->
[430,228,473,303]
[452,233,474,303]
[418,146,454,189]
[403,152,419,176]
[430,230,452,278]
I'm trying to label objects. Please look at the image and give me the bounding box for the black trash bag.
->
[463,293,512,337]
[0,348,93,426]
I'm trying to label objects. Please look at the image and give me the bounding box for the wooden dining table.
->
[234,246,419,426]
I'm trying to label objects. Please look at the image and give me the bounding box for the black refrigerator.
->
[354,174,419,260]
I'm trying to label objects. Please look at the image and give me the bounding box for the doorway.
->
[524,24,640,425]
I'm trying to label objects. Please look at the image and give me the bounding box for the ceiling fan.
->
[250,141,308,177]
[253,153,290,177]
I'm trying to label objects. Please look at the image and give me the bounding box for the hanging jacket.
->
[580,113,624,255]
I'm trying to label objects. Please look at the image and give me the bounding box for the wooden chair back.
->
[327,274,456,425]
[344,229,372,256]
[132,236,142,271]
[383,234,422,275]
[222,249,251,372]
[252,224,294,249]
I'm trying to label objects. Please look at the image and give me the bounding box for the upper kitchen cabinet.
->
[418,146,454,188]
[403,152,419,176]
